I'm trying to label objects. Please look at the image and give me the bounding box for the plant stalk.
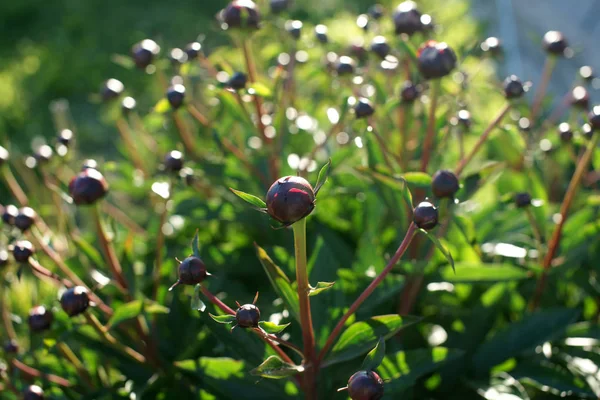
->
[56,342,95,389]
[529,131,600,310]
[531,56,557,123]
[2,166,29,206]
[454,103,511,177]
[292,218,317,399]
[420,80,441,171]
[85,313,146,364]
[91,205,129,291]
[317,222,417,366]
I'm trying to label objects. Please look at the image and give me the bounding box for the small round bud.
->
[15,207,36,232]
[579,66,594,82]
[57,129,74,146]
[101,79,124,102]
[503,75,525,99]
[588,105,600,131]
[431,170,459,199]
[582,123,593,139]
[69,168,109,205]
[34,145,53,164]
[3,339,18,354]
[270,0,291,14]
[28,306,53,333]
[571,86,589,109]
[558,122,573,142]
[514,192,532,208]
[400,81,419,103]
[368,4,384,20]
[347,370,384,400]
[235,303,260,328]
[370,36,390,59]
[13,240,34,263]
[413,201,438,230]
[227,72,248,90]
[169,48,188,65]
[481,36,502,55]
[179,167,196,186]
[60,286,90,317]
[315,24,328,43]
[131,39,160,69]
[542,31,568,55]
[336,56,356,76]
[0,145,8,166]
[518,117,531,132]
[220,0,260,30]
[167,84,186,109]
[455,109,471,129]
[178,257,209,285]
[122,96,137,114]
[164,151,184,173]
[266,176,315,224]
[184,42,202,60]
[81,159,98,170]
[354,98,375,119]
[285,20,302,40]
[2,204,18,225]
[417,41,457,80]
[23,384,45,400]
[392,1,423,36]
[0,249,8,267]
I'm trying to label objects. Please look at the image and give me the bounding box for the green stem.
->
[56,342,95,389]
[292,218,317,399]
[531,56,557,123]
[420,80,441,172]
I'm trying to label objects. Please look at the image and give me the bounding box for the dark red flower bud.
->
[23,384,45,400]
[122,96,137,114]
[481,36,502,55]
[164,150,184,173]
[503,75,525,99]
[432,170,459,199]
[514,192,531,208]
[167,84,186,109]
[518,117,531,132]
[3,339,18,354]
[347,370,384,400]
[285,20,302,39]
[368,4,384,20]
[173,256,209,288]
[454,109,471,129]
[227,72,248,90]
[266,176,315,224]
[34,145,53,163]
[184,42,202,60]
[589,105,600,131]
[169,48,188,65]
[131,39,160,69]
[542,31,568,55]
[60,286,90,317]
[400,81,419,103]
[417,41,457,80]
[392,1,423,36]
[57,129,74,146]
[336,56,356,76]
[354,98,375,119]
[13,240,34,263]
[69,168,109,205]
[220,0,260,30]
[2,204,18,225]
[571,86,589,109]
[28,306,53,333]
[370,36,390,59]
[582,123,593,139]
[0,146,8,166]
[558,122,573,142]
[315,24,328,43]
[413,201,438,230]
[235,304,260,328]
[15,207,36,232]
[580,66,594,82]
[101,79,124,102]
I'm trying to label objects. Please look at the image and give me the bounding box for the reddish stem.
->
[420,80,441,172]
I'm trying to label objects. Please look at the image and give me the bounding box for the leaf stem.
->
[420,80,441,171]
[531,56,557,123]
[316,222,417,366]
[529,131,600,310]
[116,117,149,176]
[292,218,317,399]
[56,342,95,389]
[91,205,129,291]
[1,166,29,206]
[84,313,147,364]
[11,359,72,387]
[454,103,511,177]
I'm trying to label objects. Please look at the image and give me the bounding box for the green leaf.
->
[361,336,386,371]
[420,229,455,272]
[510,360,596,397]
[153,98,171,114]
[440,263,532,283]
[144,301,170,315]
[355,167,413,209]
[308,281,335,297]
[249,356,303,379]
[108,300,143,329]
[111,54,135,69]
[258,321,290,334]
[229,188,267,210]
[324,315,421,367]
[71,234,104,267]
[254,244,300,323]
[397,37,418,65]
[403,172,432,188]
[192,230,201,258]
[314,159,332,195]
[209,313,237,324]
[248,82,272,98]
[380,348,464,395]
[191,284,207,312]
[472,308,580,372]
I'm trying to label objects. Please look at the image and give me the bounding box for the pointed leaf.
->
[258,321,291,334]
[229,188,267,210]
[314,159,332,195]
[254,244,300,322]
[325,315,422,367]
[397,38,418,65]
[440,263,532,283]
[361,336,386,371]
[153,98,171,114]
[248,82,272,98]
[250,356,303,379]
[403,172,432,188]
[355,167,413,209]
[108,300,143,329]
[144,302,170,315]
[191,284,207,312]
[308,281,335,297]
[420,229,455,272]
[209,313,237,324]
[192,230,201,258]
